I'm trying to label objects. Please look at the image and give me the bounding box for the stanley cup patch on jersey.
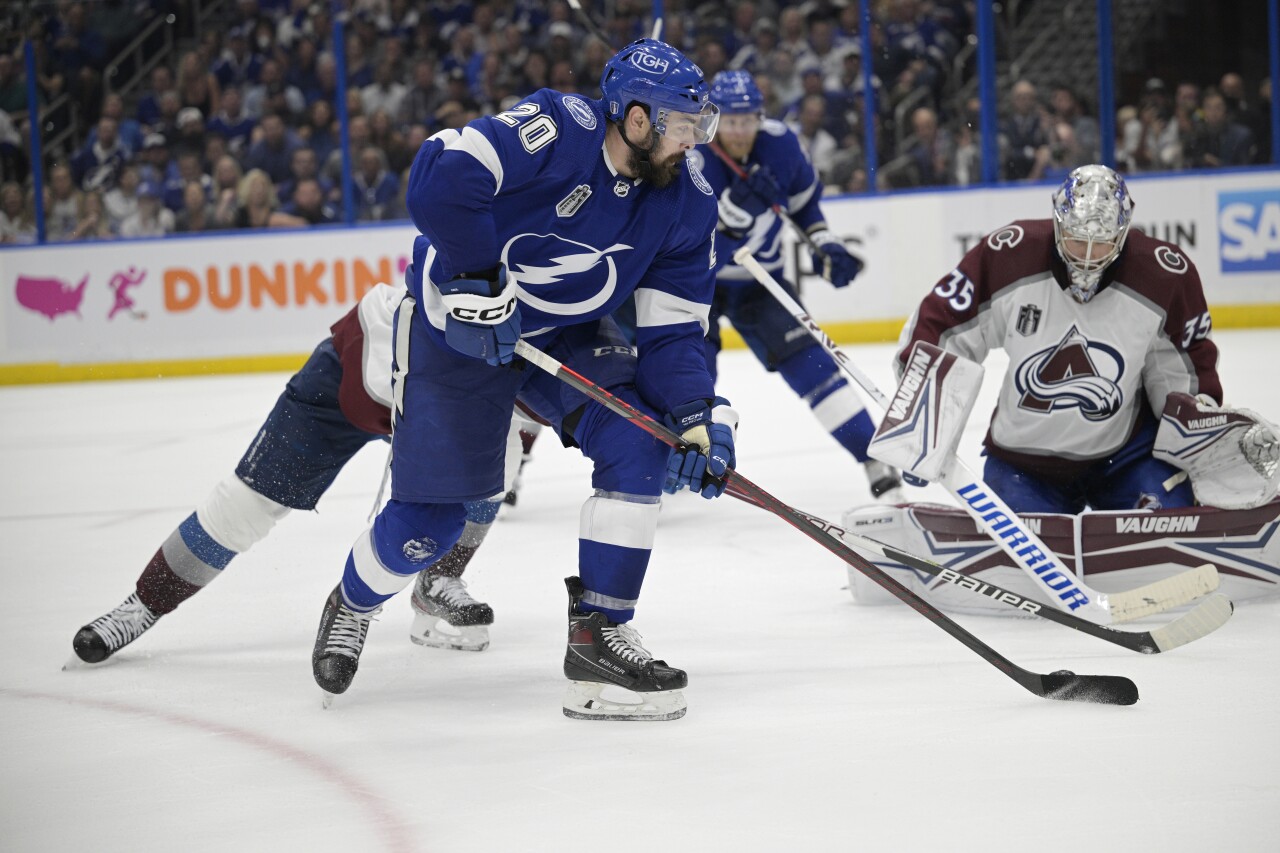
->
[1013,325,1125,420]
[1016,304,1042,336]
[556,184,592,217]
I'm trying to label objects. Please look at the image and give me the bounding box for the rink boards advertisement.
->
[1,168,1277,382]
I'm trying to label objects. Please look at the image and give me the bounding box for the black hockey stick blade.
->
[512,341,1139,706]
[1034,670,1140,706]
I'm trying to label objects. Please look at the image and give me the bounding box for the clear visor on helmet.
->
[654,102,721,145]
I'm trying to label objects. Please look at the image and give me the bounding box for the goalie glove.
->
[1153,392,1280,509]
[438,264,521,366]
[664,397,739,499]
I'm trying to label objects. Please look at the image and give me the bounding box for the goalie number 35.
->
[934,269,974,312]
[1182,311,1211,347]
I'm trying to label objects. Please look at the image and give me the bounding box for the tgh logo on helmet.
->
[631,52,670,74]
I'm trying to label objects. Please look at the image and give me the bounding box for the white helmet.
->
[1051,164,1135,302]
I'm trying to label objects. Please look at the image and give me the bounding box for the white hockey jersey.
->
[896,219,1221,483]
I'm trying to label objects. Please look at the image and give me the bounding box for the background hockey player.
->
[71,282,511,665]
[895,164,1222,514]
[311,39,732,721]
[690,70,903,503]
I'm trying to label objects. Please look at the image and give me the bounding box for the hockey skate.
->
[864,460,906,504]
[69,592,160,665]
[503,452,532,506]
[408,572,493,652]
[312,584,380,707]
[562,576,687,721]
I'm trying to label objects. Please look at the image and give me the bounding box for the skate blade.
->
[408,614,491,652]
[321,691,338,709]
[562,680,687,721]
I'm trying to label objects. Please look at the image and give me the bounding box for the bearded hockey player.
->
[895,164,1223,514]
[311,39,731,720]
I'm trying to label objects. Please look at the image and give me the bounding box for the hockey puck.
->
[1051,670,1076,677]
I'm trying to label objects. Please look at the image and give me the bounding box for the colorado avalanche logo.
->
[987,225,1025,251]
[1014,325,1125,420]
[561,95,597,130]
[1154,246,1189,274]
[503,233,633,315]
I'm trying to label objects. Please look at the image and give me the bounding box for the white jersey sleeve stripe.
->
[633,287,710,335]
[787,177,819,213]
[454,126,504,193]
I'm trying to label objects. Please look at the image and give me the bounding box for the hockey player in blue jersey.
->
[691,70,903,502]
[311,39,732,720]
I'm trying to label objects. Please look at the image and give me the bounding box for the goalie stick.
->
[513,339,1139,706]
[732,246,1220,625]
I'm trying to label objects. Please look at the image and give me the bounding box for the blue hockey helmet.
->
[600,38,719,144]
[709,70,764,115]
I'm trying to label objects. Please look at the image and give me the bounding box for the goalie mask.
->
[1051,165,1135,303]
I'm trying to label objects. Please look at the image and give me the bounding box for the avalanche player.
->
[311,39,730,721]
[691,70,903,503]
[71,283,512,664]
[896,164,1222,514]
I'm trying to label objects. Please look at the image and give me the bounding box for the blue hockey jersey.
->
[690,119,827,284]
[405,88,720,415]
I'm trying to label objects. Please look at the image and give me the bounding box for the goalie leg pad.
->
[869,342,984,483]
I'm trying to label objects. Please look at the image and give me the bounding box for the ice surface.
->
[2,333,1277,852]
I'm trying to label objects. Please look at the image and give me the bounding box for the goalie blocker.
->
[843,499,1279,616]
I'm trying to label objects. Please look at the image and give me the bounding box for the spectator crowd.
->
[0,0,1273,244]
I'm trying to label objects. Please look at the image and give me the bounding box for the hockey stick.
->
[707,140,830,264]
[566,0,615,49]
[513,339,1138,706]
[814,513,1232,654]
[732,246,1220,625]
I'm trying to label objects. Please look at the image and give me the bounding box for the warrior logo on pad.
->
[1014,325,1124,420]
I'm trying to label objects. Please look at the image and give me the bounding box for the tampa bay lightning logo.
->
[503,233,633,315]
[687,157,713,196]
[1014,325,1125,420]
[561,95,597,130]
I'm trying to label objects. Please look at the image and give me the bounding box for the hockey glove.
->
[439,264,521,366]
[808,229,864,288]
[663,397,739,499]
[729,164,781,215]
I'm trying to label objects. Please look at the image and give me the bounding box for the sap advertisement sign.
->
[1219,188,1280,273]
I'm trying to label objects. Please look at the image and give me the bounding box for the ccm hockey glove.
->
[439,264,521,366]
[664,397,739,499]
[808,229,864,288]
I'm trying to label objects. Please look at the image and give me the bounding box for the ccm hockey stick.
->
[732,247,1220,625]
[514,340,1138,706]
[812,512,1232,654]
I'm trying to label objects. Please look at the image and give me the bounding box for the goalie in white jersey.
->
[896,164,1226,514]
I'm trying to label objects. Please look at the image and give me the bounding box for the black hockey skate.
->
[409,572,494,651]
[312,584,380,707]
[70,592,160,665]
[864,460,906,504]
[562,576,687,721]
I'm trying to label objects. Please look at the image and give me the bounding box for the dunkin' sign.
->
[1,226,416,367]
